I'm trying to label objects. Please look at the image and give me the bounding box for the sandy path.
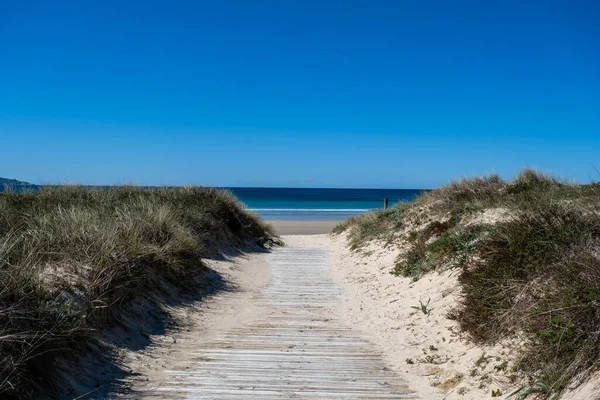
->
[116,237,417,399]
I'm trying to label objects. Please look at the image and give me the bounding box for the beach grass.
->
[0,185,274,398]
[333,169,600,397]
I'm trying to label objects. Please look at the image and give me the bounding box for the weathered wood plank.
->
[129,247,417,399]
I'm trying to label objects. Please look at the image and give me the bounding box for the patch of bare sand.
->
[284,234,523,400]
[269,220,340,235]
[113,251,272,397]
[564,373,600,400]
[463,207,513,227]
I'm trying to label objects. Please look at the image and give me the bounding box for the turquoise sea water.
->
[0,185,424,221]
[228,188,424,220]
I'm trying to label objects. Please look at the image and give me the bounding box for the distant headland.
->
[0,177,33,185]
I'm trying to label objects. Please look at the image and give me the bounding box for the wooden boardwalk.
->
[133,248,417,399]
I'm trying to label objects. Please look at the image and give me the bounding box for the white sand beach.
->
[269,220,340,235]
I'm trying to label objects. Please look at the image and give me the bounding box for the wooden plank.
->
[128,247,417,399]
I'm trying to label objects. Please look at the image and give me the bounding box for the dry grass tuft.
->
[332,204,407,250]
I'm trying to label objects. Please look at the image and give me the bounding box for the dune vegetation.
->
[333,169,600,398]
[0,186,274,399]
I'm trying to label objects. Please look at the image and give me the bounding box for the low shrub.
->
[393,225,489,277]
[457,203,600,393]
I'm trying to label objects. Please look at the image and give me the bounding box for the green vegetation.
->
[0,186,274,399]
[332,204,407,250]
[333,169,600,398]
[393,224,491,277]
[411,298,432,316]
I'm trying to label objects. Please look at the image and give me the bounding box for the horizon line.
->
[5,183,432,191]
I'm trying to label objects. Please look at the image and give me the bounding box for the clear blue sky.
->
[1,1,599,188]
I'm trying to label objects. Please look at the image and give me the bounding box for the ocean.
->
[228,188,424,220]
[0,185,424,221]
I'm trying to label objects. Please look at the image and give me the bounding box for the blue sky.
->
[1,1,599,188]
